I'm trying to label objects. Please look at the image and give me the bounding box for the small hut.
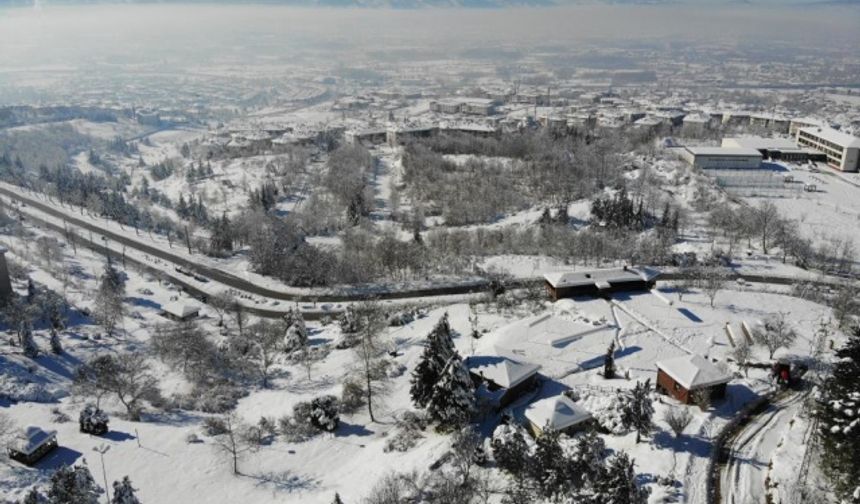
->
[7,426,58,465]
[465,356,540,408]
[656,354,731,404]
[160,301,200,322]
[524,395,592,437]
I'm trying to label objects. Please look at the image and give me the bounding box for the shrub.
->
[309,395,340,432]
[204,417,228,436]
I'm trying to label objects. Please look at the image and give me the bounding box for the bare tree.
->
[662,407,693,438]
[111,353,160,421]
[700,267,728,308]
[730,339,752,377]
[450,426,482,487]
[93,261,125,337]
[350,301,389,423]
[151,321,216,380]
[753,312,798,360]
[208,291,235,328]
[0,412,15,460]
[211,413,253,476]
[752,200,779,254]
[244,320,284,388]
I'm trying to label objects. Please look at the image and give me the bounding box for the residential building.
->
[524,395,593,436]
[795,126,860,172]
[656,354,731,405]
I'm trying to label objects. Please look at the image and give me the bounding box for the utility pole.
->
[93,444,111,504]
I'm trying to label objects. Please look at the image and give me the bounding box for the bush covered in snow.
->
[308,395,340,432]
[79,404,109,435]
[174,382,248,413]
[339,377,365,413]
[579,391,630,435]
[0,375,66,404]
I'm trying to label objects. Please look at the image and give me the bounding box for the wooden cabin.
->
[465,356,540,408]
[524,395,593,437]
[656,354,731,405]
[160,301,200,322]
[7,426,58,465]
[543,267,660,301]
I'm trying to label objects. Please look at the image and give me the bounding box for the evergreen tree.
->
[529,425,567,500]
[426,352,475,430]
[26,278,37,304]
[491,423,531,480]
[332,493,345,504]
[50,328,63,354]
[111,476,140,504]
[623,379,654,444]
[94,261,126,337]
[47,465,102,504]
[604,342,616,379]
[815,328,860,500]
[20,487,46,504]
[21,320,39,358]
[409,314,455,408]
[595,452,648,504]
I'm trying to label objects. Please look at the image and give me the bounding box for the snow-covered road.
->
[720,391,808,504]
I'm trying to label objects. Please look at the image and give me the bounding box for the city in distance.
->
[0,1,858,504]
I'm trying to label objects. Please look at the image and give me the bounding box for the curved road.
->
[720,391,808,504]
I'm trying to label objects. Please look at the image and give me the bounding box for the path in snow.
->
[720,391,808,504]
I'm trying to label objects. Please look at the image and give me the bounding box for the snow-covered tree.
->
[309,395,340,432]
[529,425,567,500]
[410,314,455,408]
[662,407,692,439]
[111,476,140,504]
[622,379,654,444]
[492,422,532,481]
[47,465,102,504]
[426,352,475,431]
[594,452,648,504]
[79,404,109,435]
[20,487,46,504]
[283,308,308,352]
[49,328,63,355]
[604,341,616,379]
[815,328,860,500]
[93,261,125,337]
[21,319,39,358]
[754,312,797,360]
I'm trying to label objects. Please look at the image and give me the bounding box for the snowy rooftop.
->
[8,426,57,456]
[797,126,860,148]
[543,267,658,289]
[524,395,592,431]
[685,147,763,157]
[465,355,540,389]
[656,354,731,390]
[722,136,799,151]
[161,301,200,319]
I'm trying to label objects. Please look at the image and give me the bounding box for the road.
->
[720,391,808,504]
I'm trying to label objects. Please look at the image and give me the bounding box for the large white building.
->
[681,147,763,170]
[795,127,860,172]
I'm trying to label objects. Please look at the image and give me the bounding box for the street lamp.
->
[93,444,111,504]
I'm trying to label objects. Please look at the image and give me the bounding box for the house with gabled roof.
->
[465,355,540,408]
[655,354,731,404]
[543,266,660,301]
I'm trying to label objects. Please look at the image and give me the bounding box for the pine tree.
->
[21,320,39,358]
[604,342,616,379]
[47,465,102,504]
[332,492,345,504]
[410,314,455,408]
[20,487,45,504]
[815,328,860,500]
[111,476,140,504]
[26,278,37,304]
[623,379,654,444]
[426,352,475,431]
[50,328,63,354]
[529,425,567,500]
[596,452,647,504]
[491,423,531,480]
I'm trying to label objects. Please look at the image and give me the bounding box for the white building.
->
[795,126,860,172]
[681,147,763,170]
